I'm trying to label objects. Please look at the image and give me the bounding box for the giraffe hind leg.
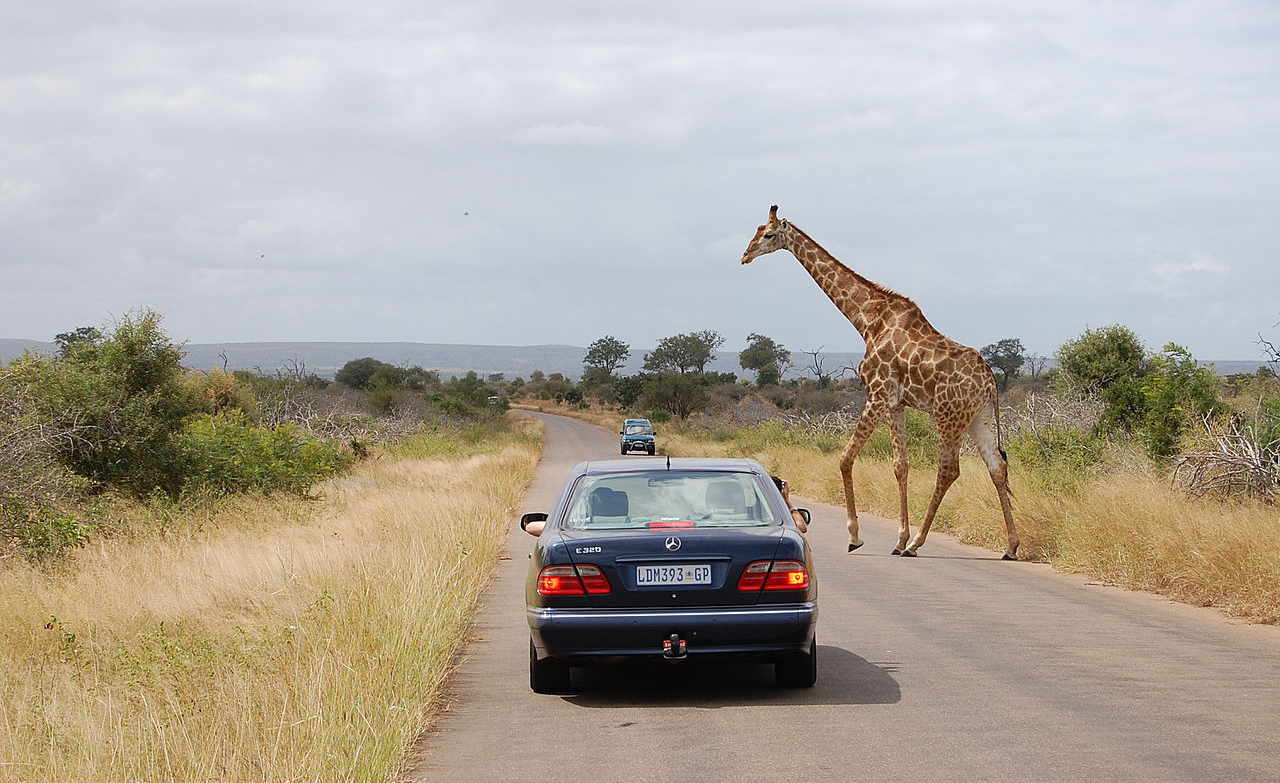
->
[969,410,1020,559]
[903,428,962,556]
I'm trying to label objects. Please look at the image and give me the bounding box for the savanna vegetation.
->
[1,311,541,781]
[518,325,1280,623]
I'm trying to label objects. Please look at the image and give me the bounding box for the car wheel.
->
[775,637,817,688]
[647,446,656,456]
[620,445,627,455]
[530,639,571,694]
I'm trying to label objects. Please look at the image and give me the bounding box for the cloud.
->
[512,122,613,146]
[1148,255,1231,297]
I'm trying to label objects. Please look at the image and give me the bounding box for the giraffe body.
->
[741,206,1019,559]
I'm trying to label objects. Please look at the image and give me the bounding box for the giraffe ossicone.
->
[740,205,1020,560]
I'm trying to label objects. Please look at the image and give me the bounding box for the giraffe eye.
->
[763,232,775,239]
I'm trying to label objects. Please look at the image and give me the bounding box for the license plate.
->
[635,564,712,586]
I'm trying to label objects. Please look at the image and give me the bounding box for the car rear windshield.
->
[563,471,776,530]
[624,425,653,435]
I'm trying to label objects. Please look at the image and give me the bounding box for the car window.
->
[563,471,776,530]
[624,425,653,435]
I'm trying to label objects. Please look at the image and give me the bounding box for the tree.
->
[1055,326,1147,392]
[17,311,201,496]
[801,346,835,388]
[1055,325,1151,434]
[1138,343,1224,458]
[53,326,102,357]
[980,338,1026,392]
[335,357,393,390]
[1026,354,1049,380]
[403,366,440,390]
[1261,316,1279,370]
[689,330,725,373]
[612,374,645,408]
[583,336,631,377]
[739,333,791,386]
[644,331,724,374]
[642,371,709,419]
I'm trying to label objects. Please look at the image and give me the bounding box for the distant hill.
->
[0,338,1267,380]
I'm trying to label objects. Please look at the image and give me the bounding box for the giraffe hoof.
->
[900,549,917,557]
[891,548,902,556]
[847,542,863,552]
[1002,553,1018,561]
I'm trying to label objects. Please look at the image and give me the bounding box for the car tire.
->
[530,639,571,694]
[620,445,627,455]
[775,637,817,688]
[647,445,656,455]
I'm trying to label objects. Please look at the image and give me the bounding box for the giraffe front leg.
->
[902,430,962,557]
[888,407,911,555]
[839,401,889,552]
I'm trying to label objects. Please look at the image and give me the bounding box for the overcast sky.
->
[2,1,1278,359]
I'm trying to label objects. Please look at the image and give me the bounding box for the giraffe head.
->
[740,205,790,264]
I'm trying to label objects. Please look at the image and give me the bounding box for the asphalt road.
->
[408,411,1280,783]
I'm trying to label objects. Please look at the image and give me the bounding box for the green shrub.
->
[1008,427,1105,472]
[11,311,202,496]
[1138,343,1225,459]
[1007,426,1107,491]
[176,412,353,497]
[859,409,939,463]
[9,512,92,560]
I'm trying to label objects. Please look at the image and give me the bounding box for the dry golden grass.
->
[660,429,1280,624]
[0,416,542,782]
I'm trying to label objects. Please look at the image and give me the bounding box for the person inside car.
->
[771,475,809,534]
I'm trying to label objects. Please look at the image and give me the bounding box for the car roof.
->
[623,418,651,424]
[571,457,769,477]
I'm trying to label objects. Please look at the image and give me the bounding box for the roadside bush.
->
[1007,426,1107,490]
[1138,343,1225,459]
[176,411,353,497]
[185,368,259,418]
[7,512,92,560]
[642,371,709,419]
[10,311,202,496]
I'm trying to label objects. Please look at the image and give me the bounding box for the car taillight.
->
[646,520,695,529]
[574,564,611,594]
[737,560,810,591]
[537,564,612,596]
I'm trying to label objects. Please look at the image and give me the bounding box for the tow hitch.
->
[662,633,687,661]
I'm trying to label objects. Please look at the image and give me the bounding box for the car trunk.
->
[559,526,784,607]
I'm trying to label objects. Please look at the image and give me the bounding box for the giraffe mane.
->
[787,222,916,305]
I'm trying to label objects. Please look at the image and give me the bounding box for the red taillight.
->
[537,564,611,596]
[736,560,810,591]
[646,520,695,529]
[575,564,612,594]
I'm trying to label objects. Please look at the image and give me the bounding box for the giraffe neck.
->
[782,224,888,340]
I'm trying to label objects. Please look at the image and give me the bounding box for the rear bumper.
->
[528,603,817,662]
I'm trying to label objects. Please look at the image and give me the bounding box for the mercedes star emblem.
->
[664,536,682,551]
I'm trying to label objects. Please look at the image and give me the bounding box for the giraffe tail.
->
[993,389,1014,497]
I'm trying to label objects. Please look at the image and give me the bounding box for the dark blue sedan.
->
[519,457,817,693]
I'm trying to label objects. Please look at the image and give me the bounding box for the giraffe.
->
[740,205,1019,560]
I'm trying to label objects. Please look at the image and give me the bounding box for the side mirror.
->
[652,431,658,437]
[795,508,812,525]
[520,512,548,537]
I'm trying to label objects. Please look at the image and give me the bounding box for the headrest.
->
[589,486,629,517]
[705,480,746,514]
